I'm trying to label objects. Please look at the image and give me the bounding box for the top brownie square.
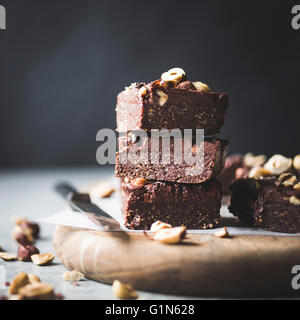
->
[116,68,229,135]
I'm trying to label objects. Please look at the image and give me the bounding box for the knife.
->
[54,182,123,231]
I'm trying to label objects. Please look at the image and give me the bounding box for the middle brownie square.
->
[115,133,228,184]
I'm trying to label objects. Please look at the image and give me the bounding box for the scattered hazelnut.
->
[289,196,300,206]
[89,182,115,198]
[9,272,29,295]
[177,81,196,90]
[293,154,300,170]
[264,154,292,175]
[150,221,172,233]
[156,90,168,106]
[130,178,148,187]
[12,225,34,245]
[0,252,17,261]
[153,226,186,244]
[112,280,138,300]
[63,270,84,282]
[18,244,39,262]
[14,218,40,239]
[161,67,186,85]
[28,274,41,284]
[31,252,54,266]
[192,81,211,92]
[214,227,229,238]
[243,153,267,167]
[18,282,55,300]
[248,167,271,179]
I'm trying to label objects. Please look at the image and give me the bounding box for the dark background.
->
[0,0,299,167]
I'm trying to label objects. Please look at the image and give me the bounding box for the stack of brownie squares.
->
[115,68,229,230]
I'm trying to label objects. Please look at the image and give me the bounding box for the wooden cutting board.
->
[53,225,300,297]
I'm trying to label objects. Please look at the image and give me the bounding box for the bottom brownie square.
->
[121,178,222,230]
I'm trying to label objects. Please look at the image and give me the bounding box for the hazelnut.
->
[112,280,138,300]
[282,176,297,187]
[137,86,147,99]
[293,154,300,170]
[12,225,34,245]
[161,67,186,85]
[177,81,196,90]
[150,221,172,233]
[156,90,168,106]
[28,274,41,284]
[9,272,29,295]
[192,81,211,92]
[0,252,17,261]
[89,182,115,198]
[289,196,300,206]
[243,153,267,167]
[153,226,186,244]
[130,178,148,187]
[264,154,292,175]
[63,270,84,282]
[214,227,229,238]
[18,244,39,262]
[31,252,54,266]
[248,167,271,179]
[235,167,249,179]
[294,183,300,190]
[18,282,55,300]
[14,218,40,239]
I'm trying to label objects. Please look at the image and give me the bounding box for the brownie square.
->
[121,178,222,230]
[229,175,300,233]
[116,83,229,135]
[116,135,228,184]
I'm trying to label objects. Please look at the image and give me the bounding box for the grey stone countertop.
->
[0,166,203,300]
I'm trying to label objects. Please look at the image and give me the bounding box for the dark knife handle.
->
[55,182,91,203]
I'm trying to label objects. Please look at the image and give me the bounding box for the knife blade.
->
[55,182,123,231]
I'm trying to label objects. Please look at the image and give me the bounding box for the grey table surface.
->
[0,166,204,300]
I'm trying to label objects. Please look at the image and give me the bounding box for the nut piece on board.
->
[248,167,271,179]
[150,221,172,233]
[14,218,40,239]
[264,154,292,175]
[112,280,138,300]
[9,272,29,295]
[89,182,115,198]
[290,196,300,206]
[0,252,17,261]
[31,253,54,266]
[153,226,186,244]
[12,225,34,245]
[293,154,300,170]
[18,283,55,300]
[18,244,39,262]
[156,90,168,106]
[63,270,84,282]
[192,81,211,92]
[243,153,267,167]
[214,227,229,238]
[28,274,41,284]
